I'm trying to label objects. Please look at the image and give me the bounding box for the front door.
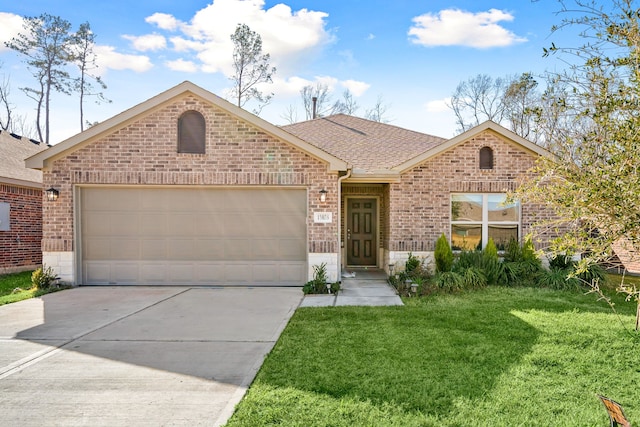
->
[347,198,377,266]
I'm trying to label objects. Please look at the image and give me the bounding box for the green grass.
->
[0,270,66,305]
[225,287,639,426]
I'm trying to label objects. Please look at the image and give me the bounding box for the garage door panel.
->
[194,239,225,258]
[84,213,111,236]
[141,239,167,260]
[222,214,253,237]
[140,213,166,236]
[280,239,307,260]
[225,263,253,282]
[81,187,307,285]
[84,238,111,260]
[110,213,140,235]
[224,239,253,259]
[140,263,168,283]
[112,263,139,283]
[195,215,224,236]
[166,214,197,236]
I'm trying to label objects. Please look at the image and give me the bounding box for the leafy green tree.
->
[5,14,73,144]
[229,23,276,114]
[518,0,640,330]
[70,22,108,132]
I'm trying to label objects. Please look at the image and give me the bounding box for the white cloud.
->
[144,0,332,75]
[0,12,24,52]
[146,12,181,31]
[367,33,375,40]
[425,97,451,113]
[341,80,370,97]
[166,58,198,72]
[94,45,153,73]
[123,34,167,51]
[408,9,527,48]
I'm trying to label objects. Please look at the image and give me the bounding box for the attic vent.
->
[479,146,493,170]
[178,110,206,154]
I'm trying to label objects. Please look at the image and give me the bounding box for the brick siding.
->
[43,94,338,254]
[0,183,42,272]
[388,130,554,251]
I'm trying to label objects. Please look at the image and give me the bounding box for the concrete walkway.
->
[300,268,403,307]
[0,286,302,427]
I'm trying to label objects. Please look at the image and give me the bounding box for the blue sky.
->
[0,0,578,144]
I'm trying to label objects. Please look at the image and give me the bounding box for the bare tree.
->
[5,14,74,144]
[70,22,108,132]
[365,95,392,123]
[332,90,359,115]
[301,83,333,119]
[0,68,12,131]
[449,74,510,133]
[229,23,276,114]
[280,104,299,124]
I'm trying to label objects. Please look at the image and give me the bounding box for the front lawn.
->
[0,270,66,305]
[226,287,638,426]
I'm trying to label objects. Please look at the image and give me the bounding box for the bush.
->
[462,267,487,289]
[538,268,581,291]
[303,263,335,294]
[405,252,421,276]
[435,234,454,273]
[548,253,573,270]
[31,266,57,290]
[434,271,464,292]
[483,238,498,261]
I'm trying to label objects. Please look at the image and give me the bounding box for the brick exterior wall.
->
[388,130,552,252]
[42,94,339,256]
[0,183,42,273]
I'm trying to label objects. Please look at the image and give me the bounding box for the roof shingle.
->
[281,114,446,172]
[0,130,47,185]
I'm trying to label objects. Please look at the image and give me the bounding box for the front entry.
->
[347,198,377,266]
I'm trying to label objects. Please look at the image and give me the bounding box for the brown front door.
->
[347,198,377,266]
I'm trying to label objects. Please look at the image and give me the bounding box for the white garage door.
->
[80,187,307,285]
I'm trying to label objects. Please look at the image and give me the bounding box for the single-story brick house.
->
[0,130,48,274]
[26,81,553,286]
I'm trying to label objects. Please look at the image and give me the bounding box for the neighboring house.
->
[26,81,554,286]
[0,130,48,274]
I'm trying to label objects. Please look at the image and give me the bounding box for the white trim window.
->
[450,193,520,250]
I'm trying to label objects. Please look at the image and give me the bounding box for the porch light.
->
[319,188,328,202]
[45,187,59,202]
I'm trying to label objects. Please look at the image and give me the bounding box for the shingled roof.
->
[281,114,446,173]
[0,130,47,188]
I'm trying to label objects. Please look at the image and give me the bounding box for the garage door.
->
[80,187,307,285]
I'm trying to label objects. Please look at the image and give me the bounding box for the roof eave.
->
[346,169,401,183]
[0,176,43,189]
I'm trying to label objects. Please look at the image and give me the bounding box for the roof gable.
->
[0,130,47,187]
[393,121,553,174]
[26,81,348,172]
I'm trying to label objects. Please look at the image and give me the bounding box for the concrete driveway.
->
[0,286,302,426]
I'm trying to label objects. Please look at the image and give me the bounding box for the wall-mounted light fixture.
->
[45,187,59,202]
[319,188,328,202]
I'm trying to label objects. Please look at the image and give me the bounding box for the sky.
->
[0,0,581,144]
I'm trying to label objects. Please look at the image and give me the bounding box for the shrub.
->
[405,252,421,276]
[538,268,581,291]
[503,238,522,263]
[462,267,487,289]
[435,234,454,273]
[434,271,464,292]
[303,263,332,294]
[483,238,499,261]
[548,253,573,270]
[31,266,57,290]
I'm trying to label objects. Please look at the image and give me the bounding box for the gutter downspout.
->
[336,167,352,282]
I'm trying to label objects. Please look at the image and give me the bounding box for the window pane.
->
[451,224,482,251]
[488,225,518,250]
[451,194,482,221]
[488,194,519,222]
